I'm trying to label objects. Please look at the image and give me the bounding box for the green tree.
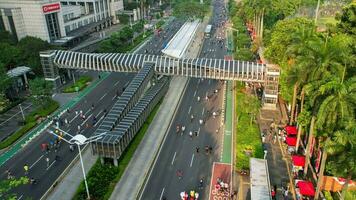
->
[0,31,17,45]
[337,2,356,35]
[0,43,20,69]
[0,177,29,199]
[29,78,53,107]
[17,36,52,76]
[173,1,208,19]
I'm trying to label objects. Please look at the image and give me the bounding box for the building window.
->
[45,13,61,41]
[65,25,71,34]
[7,16,18,41]
[0,16,5,31]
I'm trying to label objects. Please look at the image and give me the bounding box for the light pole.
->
[48,128,104,200]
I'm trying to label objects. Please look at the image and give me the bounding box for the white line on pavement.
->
[112,95,117,100]
[96,110,103,118]
[160,187,165,200]
[18,195,23,200]
[194,90,197,97]
[46,160,56,170]
[202,108,205,116]
[69,114,80,123]
[99,92,107,101]
[198,127,200,136]
[81,114,93,126]
[84,109,91,116]
[114,80,120,86]
[94,115,105,127]
[171,152,177,165]
[190,154,195,167]
[188,106,192,114]
[30,155,44,169]
[0,104,32,126]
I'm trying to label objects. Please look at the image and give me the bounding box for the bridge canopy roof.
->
[161,20,200,59]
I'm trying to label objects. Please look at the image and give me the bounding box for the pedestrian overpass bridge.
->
[40,50,279,107]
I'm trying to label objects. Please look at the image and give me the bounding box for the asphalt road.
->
[141,0,229,199]
[0,18,184,200]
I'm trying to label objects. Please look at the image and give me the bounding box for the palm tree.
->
[307,74,356,199]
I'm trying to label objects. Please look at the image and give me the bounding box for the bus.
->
[204,24,212,38]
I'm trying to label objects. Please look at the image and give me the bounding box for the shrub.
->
[62,76,92,93]
[0,122,36,149]
[235,82,263,170]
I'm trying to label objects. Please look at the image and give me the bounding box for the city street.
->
[0,18,183,199]
[141,0,229,198]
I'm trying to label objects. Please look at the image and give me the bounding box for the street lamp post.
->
[48,129,104,200]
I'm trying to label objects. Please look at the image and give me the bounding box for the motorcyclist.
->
[197,96,200,102]
[191,114,194,122]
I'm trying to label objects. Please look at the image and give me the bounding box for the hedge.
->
[235,82,263,170]
[73,102,161,200]
[0,99,59,149]
[62,76,92,93]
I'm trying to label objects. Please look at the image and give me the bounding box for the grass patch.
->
[0,99,59,149]
[235,82,263,170]
[73,101,161,200]
[62,76,92,93]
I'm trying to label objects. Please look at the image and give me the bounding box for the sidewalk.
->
[109,76,188,200]
[258,108,295,200]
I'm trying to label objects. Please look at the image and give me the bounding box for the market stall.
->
[285,125,297,135]
[295,180,315,199]
[292,155,305,178]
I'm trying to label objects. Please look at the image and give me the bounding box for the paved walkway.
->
[0,100,35,142]
[109,76,188,200]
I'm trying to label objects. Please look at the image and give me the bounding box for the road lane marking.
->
[94,115,105,127]
[30,155,44,169]
[96,110,103,118]
[190,154,195,167]
[188,106,192,114]
[0,104,32,126]
[160,187,165,200]
[99,92,108,101]
[18,195,23,200]
[194,90,197,97]
[202,108,205,116]
[69,113,80,123]
[112,95,117,100]
[114,80,120,86]
[171,152,177,165]
[84,109,91,116]
[46,160,56,170]
[81,114,93,126]
[198,127,200,136]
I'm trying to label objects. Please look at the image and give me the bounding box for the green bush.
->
[235,82,263,170]
[73,102,161,200]
[324,191,333,200]
[62,76,92,93]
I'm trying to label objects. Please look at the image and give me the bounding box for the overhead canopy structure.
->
[292,155,305,167]
[285,125,297,135]
[7,66,31,78]
[250,158,271,200]
[297,181,315,197]
[161,20,200,59]
[286,136,297,146]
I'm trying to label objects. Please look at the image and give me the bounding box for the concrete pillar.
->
[23,73,28,85]
[113,159,118,166]
[100,157,104,164]
[85,2,89,14]
[133,9,138,21]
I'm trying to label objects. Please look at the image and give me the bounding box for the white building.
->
[0,0,124,42]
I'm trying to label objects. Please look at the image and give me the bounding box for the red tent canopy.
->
[292,155,305,167]
[285,126,297,135]
[286,136,297,146]
[297,181,315,196]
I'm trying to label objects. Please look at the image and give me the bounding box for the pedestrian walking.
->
[46,157,50,168]
[194,131,198,137]
[189,131,193,139]
[30,177,37,185]
[196,147,199,153]
[5,169,13,179]
[23,164,29,175]
[271,189,276,200]
[77,125,81,133]
[64,118,68,125]
[209,146,213,154]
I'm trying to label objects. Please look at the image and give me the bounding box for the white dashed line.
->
[160,188,165,200]
[46,160,56,170]
[202,108,205,116]
[81,113,93,126]
[194,90,197,97]
[190,154,195,167]
[188,106,192,114]
[30,155,44,169]
[171,152,177,165]
[99,92,107,101]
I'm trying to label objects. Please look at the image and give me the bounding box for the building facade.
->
[0,0,124,42]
